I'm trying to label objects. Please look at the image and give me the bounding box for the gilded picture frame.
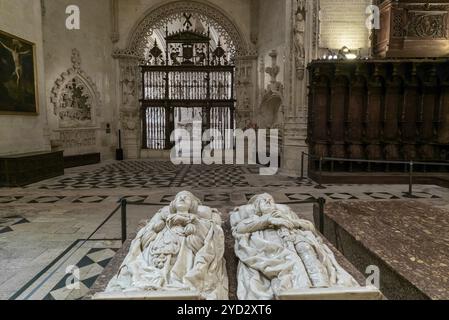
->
[0,29,39,115]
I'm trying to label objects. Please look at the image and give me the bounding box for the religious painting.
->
[0,30,38,115]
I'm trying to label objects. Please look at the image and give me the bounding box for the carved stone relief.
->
[51,49,102,129]
[119,59,140,132]
[59,129,97,149]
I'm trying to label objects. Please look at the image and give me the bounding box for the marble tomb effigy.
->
[230,194,378,300]
[95,191,229,300]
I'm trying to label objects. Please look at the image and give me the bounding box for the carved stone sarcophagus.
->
[374,0,449,58]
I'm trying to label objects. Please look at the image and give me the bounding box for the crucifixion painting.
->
[0,30,38,114]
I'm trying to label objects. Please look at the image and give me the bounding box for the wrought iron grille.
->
[141,15,235,150]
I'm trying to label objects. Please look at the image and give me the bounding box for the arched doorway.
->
[113,1,256,160]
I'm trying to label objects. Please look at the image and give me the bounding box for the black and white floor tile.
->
[0,215,31,234]
[11,240,121,300]
[365,192,400,200]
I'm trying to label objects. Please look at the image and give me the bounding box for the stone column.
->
[281,0,320,176]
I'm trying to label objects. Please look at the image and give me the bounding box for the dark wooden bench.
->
[64,153,101,169]
[0,151,64,187]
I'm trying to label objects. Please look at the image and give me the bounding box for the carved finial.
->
[265,50,280,84]
[71,48,81,69]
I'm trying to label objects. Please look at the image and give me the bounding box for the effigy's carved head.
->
[170,191,201,214]
[248,193,277,216]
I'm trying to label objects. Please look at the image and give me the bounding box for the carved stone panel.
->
[235,57,256,129]
[59,129,97,149]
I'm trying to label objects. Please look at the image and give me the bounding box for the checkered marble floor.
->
[28,161,309,190]
[0,190,442,207]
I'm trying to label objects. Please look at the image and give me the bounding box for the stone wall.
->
[0,0,51,156]
[320,0,372,52]
[42,0,117,159]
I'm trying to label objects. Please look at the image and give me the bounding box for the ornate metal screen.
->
[141,15,235,150]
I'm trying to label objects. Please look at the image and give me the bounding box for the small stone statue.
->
[294,1,306,80]
[230,193,359,300]
[106,191,229,300]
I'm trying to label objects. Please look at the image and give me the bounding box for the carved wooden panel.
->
[346,70,366,159]
[374,1,449,58]
[308,68,330,158]
[308,59,449,172]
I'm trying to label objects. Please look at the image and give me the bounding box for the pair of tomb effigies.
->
[92,191,381,300]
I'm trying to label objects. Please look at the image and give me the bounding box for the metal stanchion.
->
[120,198,128,244]
[406,161,415,198]
[300,152,305,180]
[318,197,326,234]
[315,157,326,189]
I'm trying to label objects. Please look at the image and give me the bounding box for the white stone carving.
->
[230,193,359,300]
[106,191,229,300]
[51,49,102,128]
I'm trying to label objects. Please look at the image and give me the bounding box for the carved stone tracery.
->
[51,49,102,128]
[115,1,254,60]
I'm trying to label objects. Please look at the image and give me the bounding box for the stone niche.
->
[373,0,449,58]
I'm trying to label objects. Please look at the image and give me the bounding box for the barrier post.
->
[300,152,305,180]
[120,198,127,244]
[408,161,414,197]
[315,157,326,189]
[318,197,326,234]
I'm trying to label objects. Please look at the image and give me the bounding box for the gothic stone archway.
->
[113,0,257,159]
